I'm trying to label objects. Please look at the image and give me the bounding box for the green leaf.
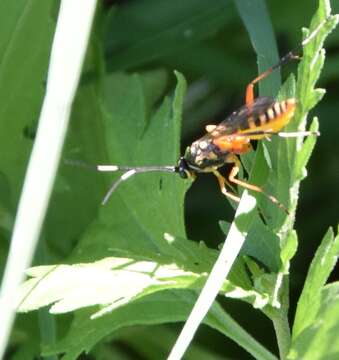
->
[17,257,206,315]
[104,0,232,72]
[292,227,339,340]
[0,0,56,205]
[244,215,281,272]
[12,2,339,359]
[288,282,339,360]
[17,233,251,315]
[114,325,228,360]
[280,231,298,274]
[295,117,319,181]
[69,71,190,261]
[43,291,277,360]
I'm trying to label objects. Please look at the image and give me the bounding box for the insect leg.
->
[235,130,320,140]
[245,19,327,106]
[212,170,240,203]
[245,54,299,106]
[273,130,320,138]
[227,156,289,214]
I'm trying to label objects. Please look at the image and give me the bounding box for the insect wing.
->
[212,97,275,136]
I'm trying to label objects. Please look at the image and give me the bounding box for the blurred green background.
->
[1,0,338,358]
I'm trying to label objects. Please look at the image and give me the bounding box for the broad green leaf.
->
[17,257,206,315]
[115,325,228,360]
[104,0,232,72]
[0,2,57,358]
[0,0,56,206]
[43,291,277,360]
[9,313,42,360]
[53,84,109,256]
[68,71,190,262]
[288,282,339,360]
[292,227,339,339]
[17,233,253,315]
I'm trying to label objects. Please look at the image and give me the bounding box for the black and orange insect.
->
[92,22,325,213]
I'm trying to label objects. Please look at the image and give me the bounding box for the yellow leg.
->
[212,170,240,203]
[228,156,289,215]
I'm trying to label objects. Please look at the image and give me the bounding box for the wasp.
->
[93,22,325,213]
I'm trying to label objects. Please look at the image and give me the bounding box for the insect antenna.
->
[272,18,327,69]
[97,165,177,205]
[65,159,180,204]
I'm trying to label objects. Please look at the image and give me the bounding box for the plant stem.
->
[272,312,291,360]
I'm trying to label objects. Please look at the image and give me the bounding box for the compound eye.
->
[177,157,190,179]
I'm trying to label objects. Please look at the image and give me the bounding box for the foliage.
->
[1,0,338,359]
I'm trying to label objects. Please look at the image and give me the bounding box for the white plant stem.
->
[167,191,256,360]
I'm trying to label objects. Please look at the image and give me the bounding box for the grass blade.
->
[0,2,97,357]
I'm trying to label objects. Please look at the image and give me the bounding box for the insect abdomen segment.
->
[239,98,296,139]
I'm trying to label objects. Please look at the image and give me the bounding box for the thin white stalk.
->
[0,1,97,357]
[167,191,256,360]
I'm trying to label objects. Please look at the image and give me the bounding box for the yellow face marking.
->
[206,124,217,133]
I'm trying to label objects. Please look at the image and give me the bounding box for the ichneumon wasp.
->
[82,21,326,214]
